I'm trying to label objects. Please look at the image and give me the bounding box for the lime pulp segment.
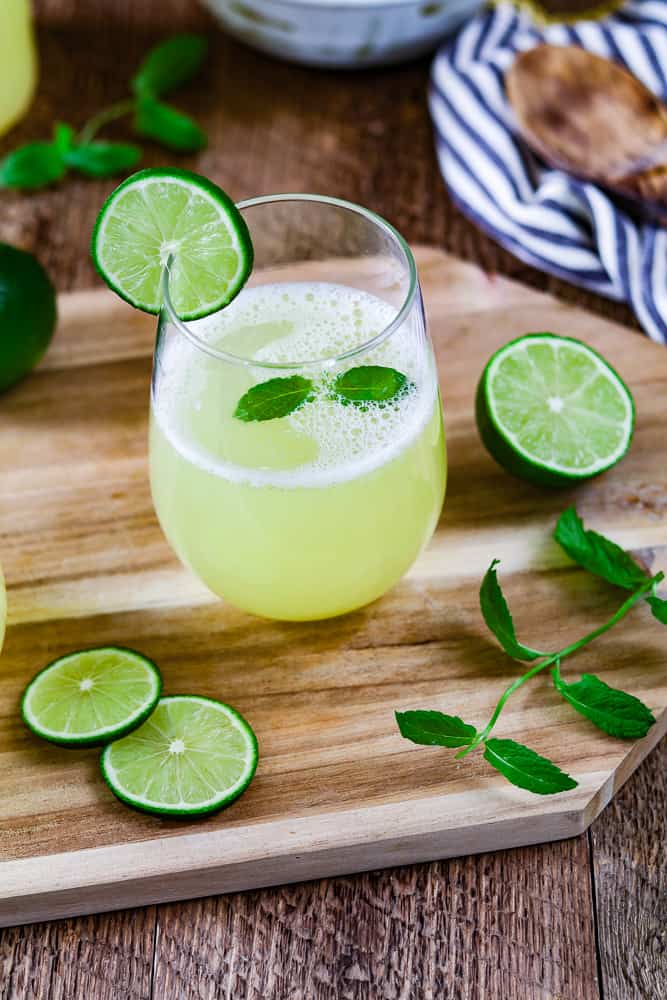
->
[479,334,634,484]
[100,695,259,817]
[91,169,253,320]
[21,647,162,747]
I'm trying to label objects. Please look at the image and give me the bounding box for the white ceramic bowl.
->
[201,0,483,68]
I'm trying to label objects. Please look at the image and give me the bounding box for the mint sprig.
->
[0,34,208,191]
[396,508,665,795]
[234,366,409,422]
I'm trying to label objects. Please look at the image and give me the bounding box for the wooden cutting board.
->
[1,247,665,928]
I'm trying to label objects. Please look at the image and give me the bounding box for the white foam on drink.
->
[154,282,438,489]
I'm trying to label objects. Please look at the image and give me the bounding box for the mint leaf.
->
[479,560,543,661]
[647,594,667,625]
[0,143,66,190]
[553,670,655,739]
[134,97,206,152]
[554,507,647,591]
[332,366,410,406]
[234,375,315,422]
[53,123,74,155]
[483,738,577,794]
[65,142,141,178]
[132,34,208,97]
[395,710,476,748]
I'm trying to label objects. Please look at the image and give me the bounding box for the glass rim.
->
[160,193,419,370]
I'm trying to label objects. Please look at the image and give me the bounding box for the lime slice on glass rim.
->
[91,168,253,319]
[100,695,258,817]
[21,647,162,747]
[476,333,635,488]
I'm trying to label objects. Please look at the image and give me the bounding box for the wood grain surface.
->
[0,1,664,997]
[1,251,666,929]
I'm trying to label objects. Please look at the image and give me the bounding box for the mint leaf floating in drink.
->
[480,560,544,661]
[395,507,664,795]
[332,365,410,406]
[131,34,208,97]
[234,375,315,422]
[552,668,655,739]
[134,97,206,153]
[395,710,476,748]
[554,506,648,591]
[483,739,577,795]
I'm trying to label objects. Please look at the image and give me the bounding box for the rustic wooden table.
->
[1,2,664,998]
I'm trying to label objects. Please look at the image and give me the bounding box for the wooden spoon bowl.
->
[506,45,667,210]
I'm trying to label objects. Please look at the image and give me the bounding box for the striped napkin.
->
[429,0,667,343]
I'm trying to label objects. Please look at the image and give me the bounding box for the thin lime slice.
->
[100,695,258,817]
[21,647,162,747]
[476,333,635,488]
[91,168,253,320]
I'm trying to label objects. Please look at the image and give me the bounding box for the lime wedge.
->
[91,168,253,319]
[100,695,258,817]
[21,647,162,747]
[476,333,635,488]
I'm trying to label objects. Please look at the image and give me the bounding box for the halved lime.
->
[91,168,253,319]
[476,333,635,488]
[100,695,258,817]
[21,647,162,747]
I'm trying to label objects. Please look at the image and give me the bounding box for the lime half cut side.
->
[476,333,635,488]
[21,647,162,747]
[100,695,259,818]
[91,168,253,320]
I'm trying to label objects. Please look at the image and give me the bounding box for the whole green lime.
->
[0,243,56,393]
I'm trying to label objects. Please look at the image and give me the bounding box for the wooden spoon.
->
[506,45,667,210]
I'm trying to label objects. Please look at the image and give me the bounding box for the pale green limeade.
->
[150,281,446,620]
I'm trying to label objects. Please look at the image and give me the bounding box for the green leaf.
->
[65,142,142,178]
[53,122,75,155]
[331,366,410,406]
[234,375,315,422]
[131,34,208,97]
[0,143,66,190]
[133,96,206,152]
[479,560,543,661]
[483,738,578,795]
[554,507,648,591]
[553,670,655,739]
[395,710,476,748]
[646,593,667,625]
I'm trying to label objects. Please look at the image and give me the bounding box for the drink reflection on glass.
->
[149,195,446,620]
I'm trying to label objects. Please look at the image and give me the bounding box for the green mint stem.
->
[77,99,137,144]
[456,572,663,760]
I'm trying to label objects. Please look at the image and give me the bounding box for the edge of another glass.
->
[159,192,419,371]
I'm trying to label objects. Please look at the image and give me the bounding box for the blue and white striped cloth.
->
[430,0,667,343]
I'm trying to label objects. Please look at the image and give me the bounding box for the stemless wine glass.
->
[149,194,446,621]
